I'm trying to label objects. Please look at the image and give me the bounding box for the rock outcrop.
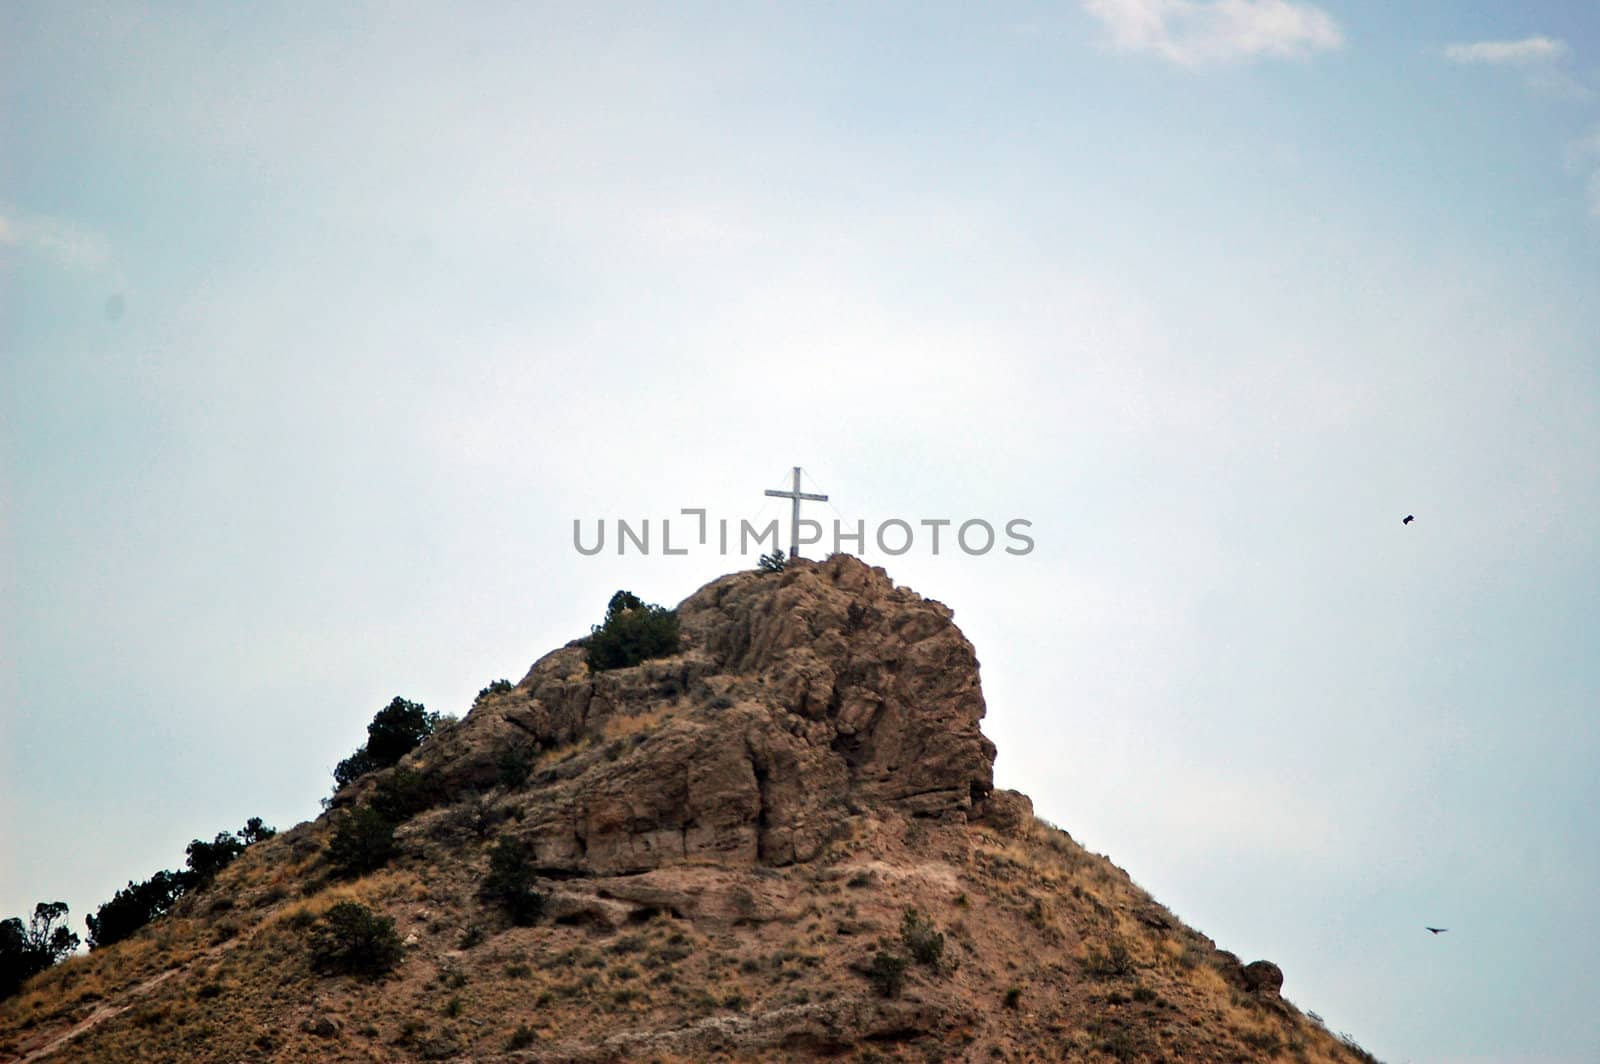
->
[398,555,996,875]
[0,555,1379,1064]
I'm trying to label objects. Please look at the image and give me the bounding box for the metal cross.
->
[764,466,829,558]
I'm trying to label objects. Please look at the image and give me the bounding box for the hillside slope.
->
[0,556,1383,1063]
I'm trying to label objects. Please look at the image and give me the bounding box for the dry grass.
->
[2,805,1382,1064]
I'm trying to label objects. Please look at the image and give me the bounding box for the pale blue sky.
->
[4,4,1599,1061]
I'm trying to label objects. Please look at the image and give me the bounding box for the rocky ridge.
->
[0,555,1383,1063]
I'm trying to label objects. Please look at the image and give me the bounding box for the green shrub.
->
[507,1024,538,1050]
[0,903,79,1000]
[184,832,246,884]
[477,679,514,701]
[239,816,277,844]
[326,807,398,878]
[900,908,945,969]
[498,745,536,788]
[307,901,403,978]
[86,872,187,949]
[334,697,440,789]
[183,818,277,889]
[481,836,544,925]
[757,550,787,573]
[585,591,681,671]
[867,949,909,998]
[1003,986,1022,1009]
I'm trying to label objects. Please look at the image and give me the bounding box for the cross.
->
[764,466,829,559]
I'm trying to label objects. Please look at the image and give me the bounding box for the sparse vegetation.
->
[85,871,187,949]
[84,818,276,950]
[498,744,537,788]
[867,949,909,998]
[326,806,398,878]
[585,591,681,671]
[480,836,544,925]
[900,908,945,969]
[477,679,514,701]
[333,696,440,789]
[306,901,403,978]
[1083,942,1136,979]
[0,903,79,1000]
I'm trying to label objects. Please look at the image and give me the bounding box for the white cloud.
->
[1445,36,1569,65]
[0,207,112,270]
[1082,0,1343,68]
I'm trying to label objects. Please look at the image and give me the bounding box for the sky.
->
[3,2,1598,1060]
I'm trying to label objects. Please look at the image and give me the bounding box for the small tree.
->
[307,901,403,978]
[366,697,439,765]
[326,807,398,879]
[756,549,787,573]
[480,836,544,926]
[185,832,246,884]
[867,949,909,998]
[185,817,279,887]
[86,872,188,949]
[239,817,277,845]
[900,908,945,969]
[585,591,681,672]
[0,903,80,1000]
[334,697,440,789]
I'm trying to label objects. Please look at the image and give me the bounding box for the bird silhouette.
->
[1425,927,1448,934]
[1403,515,1415,525]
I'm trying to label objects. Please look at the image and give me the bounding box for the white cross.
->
[764,466,829,559]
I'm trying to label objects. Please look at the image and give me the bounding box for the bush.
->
[307,901,403,978]
[87,872,188,949]
[185,817,278,887]
[900,908,945,969]
[333,747,378,788]
[585,591,681,672]
[334,697,440,789]
[371,767,445,823]
[867,949,909,998]
[757,550,787,573]
[0,903,79,1000]
[326,807,398,878]
[185,832,246,884]
[239,816,277,845]
[478,679,514,701]
[498,745,536,788]
[481,836,544,925]
[1083,943,1136,979]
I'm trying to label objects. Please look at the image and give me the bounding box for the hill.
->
[0,555,1382,1062]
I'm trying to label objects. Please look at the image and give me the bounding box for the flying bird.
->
[1425,927,1448,934]
[1403,515,1415,525]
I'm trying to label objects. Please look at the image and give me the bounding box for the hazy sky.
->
[4,4,1598,1061]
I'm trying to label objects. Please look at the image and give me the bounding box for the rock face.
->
[1243,959,1285,996]
[403,554,997,876]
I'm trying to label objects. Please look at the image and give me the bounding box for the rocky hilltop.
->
[0,556,1382,1063]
